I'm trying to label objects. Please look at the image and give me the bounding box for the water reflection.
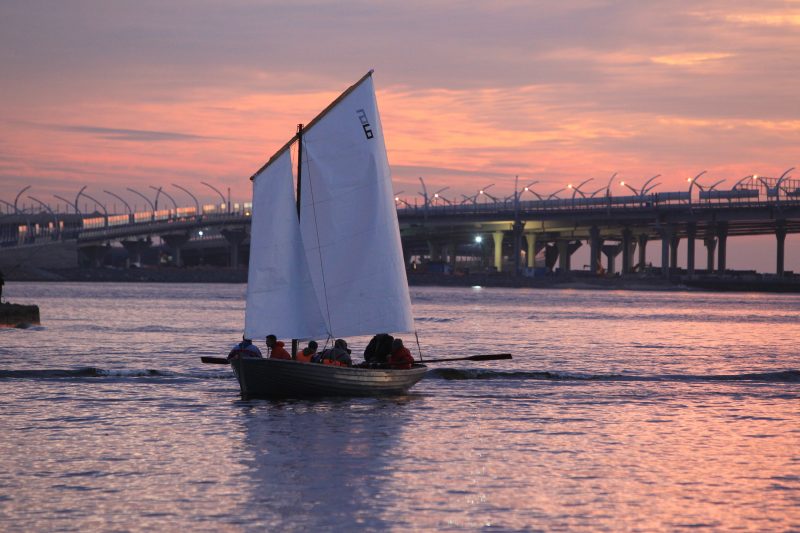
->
[234,396,416,530]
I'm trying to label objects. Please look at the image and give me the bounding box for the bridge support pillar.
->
[512,221,524,276]
[659,226,673,278]
[545,243,559,272]
[121,237,152,267]
[686,224,696,276]
[669,231,680,270]
[221,228,247,269]
[589,226,603,274]
[637,234,648,272]
[621,228,633,274]
[162,232,190,267]
[704,235,717,273]
[776,220,787,276]
[525,232,537,268]
[427,240,441,262]
[602,243,623,275]
[79,244,109,268]
[446,242,457,269]
[716,223,728,273]
[492,231,504,272]
[557,240,571,275]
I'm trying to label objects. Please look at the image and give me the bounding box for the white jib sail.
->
[244,149,329,341]
[299,74,414,337]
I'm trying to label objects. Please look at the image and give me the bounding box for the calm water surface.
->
[1,282,799,531]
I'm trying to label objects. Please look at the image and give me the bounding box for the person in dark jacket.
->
[228,337,263,360]
[388,338,415,370]
[364,333,393,364]
[319,338,352,366]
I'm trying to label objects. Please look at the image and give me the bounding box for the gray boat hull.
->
[230,358,427,399]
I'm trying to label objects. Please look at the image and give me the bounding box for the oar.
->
[420,353,511,363]
[201,356,230,364]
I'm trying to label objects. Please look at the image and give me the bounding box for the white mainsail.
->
[244,150,329,340]
[299,74,415,337]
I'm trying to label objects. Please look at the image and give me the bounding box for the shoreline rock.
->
[0,303,41,328]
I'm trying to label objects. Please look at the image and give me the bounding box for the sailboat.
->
[229,70,427,399]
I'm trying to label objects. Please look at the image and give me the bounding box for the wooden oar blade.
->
[421,353,512,363]
[201,356,230,365]
[466,353,512,361]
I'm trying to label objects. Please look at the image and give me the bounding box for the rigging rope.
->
[301,138,335,340]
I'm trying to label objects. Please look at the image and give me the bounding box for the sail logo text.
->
[356,109,374,139]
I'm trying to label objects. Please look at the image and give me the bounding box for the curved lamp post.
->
[775,167,795,200]
[568,178,594,199]
[547,187,567,200]
[77,189,109,226]
[201,181,228,213]
[519,181,543,200]
[104,190,133,215]
[431,187,451,206]
[72,186,87,216]
[54,195,80,216]
[127,188,156,220]
[28,195,60,239]
[149,186,178,211]
[603,172,618,198]
[0,198,17,215]
[686,170,708,207]
[473,184,498,204]
[172,184,200,216]
[393,190,412,209]
[14,185,32,214]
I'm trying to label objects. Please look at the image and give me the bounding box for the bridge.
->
[2,171,799,277]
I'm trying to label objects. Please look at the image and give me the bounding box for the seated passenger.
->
[296,340,318,363]
[364,333,393,365]
[227,337,263,360]
[388,338,415,370]
[320,339,352,367]
[266,334,292,360]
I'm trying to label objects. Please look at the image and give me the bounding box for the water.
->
[2,282,799,531]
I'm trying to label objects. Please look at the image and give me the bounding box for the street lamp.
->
[127,188,156,220]
[431,187,451,206]
[775,167,795,200]
[104,190,134,216]
[172,184,200,216]
[14,185,31,214]
[568,178,594,199]
[77,189,109,226]
[201,181,228,213]
[28,195,60,239]
[54,195,79,216]
[149,186,178,211]
[519,181,543,200]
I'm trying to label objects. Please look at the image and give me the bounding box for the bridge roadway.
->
[5,194,800,276]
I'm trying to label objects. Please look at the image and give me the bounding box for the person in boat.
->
[227,337,263,360]
[266,334,292,360]
[295,340,318,363]
[364,333,393,365]
[318,338,352,367]
[388,338,415,370]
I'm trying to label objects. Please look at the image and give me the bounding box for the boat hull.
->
[230,358,427,399]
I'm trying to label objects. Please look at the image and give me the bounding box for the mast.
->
[292,123,304,358]
[296,124,304,218]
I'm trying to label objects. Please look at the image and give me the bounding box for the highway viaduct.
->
[3,184,800,278]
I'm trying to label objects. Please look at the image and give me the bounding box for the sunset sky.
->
[2,1,799,269]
